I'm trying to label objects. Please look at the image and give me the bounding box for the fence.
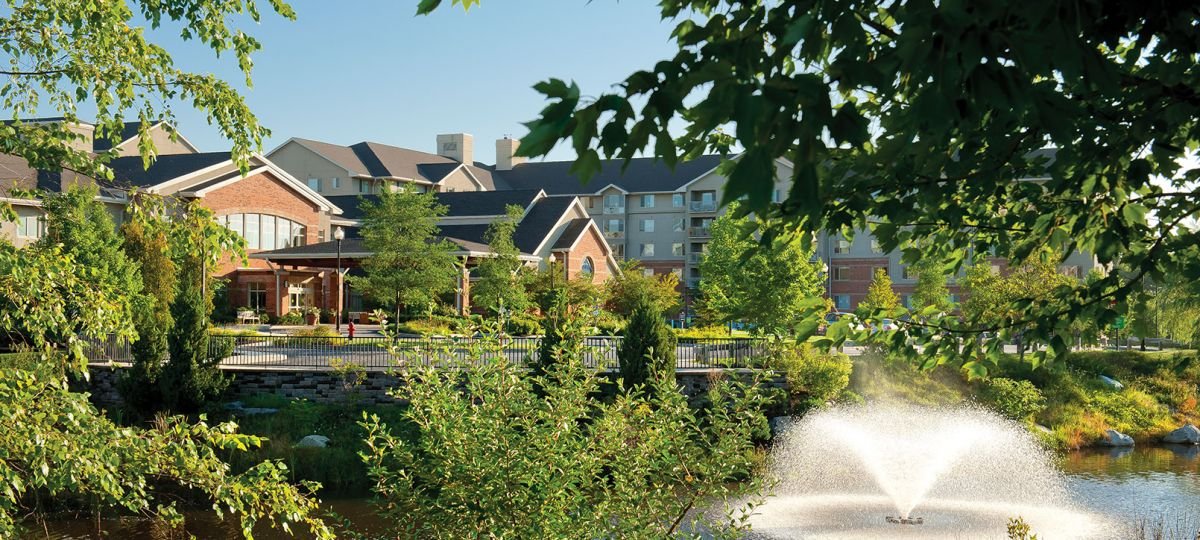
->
[208,335,769,371]
[87,335,771,371]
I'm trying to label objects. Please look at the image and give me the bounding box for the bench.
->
[237,310,261,325]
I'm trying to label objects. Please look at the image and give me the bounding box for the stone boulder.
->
[1099,429,1134,447]
[296,435,330,448]
[1097,375,1124,390]
[1163,424,1200,445]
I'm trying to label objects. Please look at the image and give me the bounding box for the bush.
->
[505,315,542,336]
[776,343,852,413]
[395,318,455,336]
[978,377,1046,421]
[593,311,626,336]
[358,338,768,538]
[285,326,343,346]
[674,325,732,339]
[618,297,677,392]
[277,311,305,325]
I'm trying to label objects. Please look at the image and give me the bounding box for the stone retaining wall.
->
[86,366,787,407]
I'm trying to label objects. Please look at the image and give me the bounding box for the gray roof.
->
[552,218,592,250]
[107,152,230,188]
[493,154,727,195]
[326,189,544,222]
[254,234,507,259]
[292,138,508,190]
[92,121,145,152]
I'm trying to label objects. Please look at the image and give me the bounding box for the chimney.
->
[436,133,474,164]
[495,137,525,171]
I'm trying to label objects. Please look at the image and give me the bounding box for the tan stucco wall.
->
[437,168,484,192]
[266,140,357,196]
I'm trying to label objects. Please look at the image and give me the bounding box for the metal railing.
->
[689,201,718,212]
[602,205,625,214]
[85,335,770,372]
[688,227,712,238]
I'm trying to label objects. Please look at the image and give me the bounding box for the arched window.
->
[580,256,595,277]
[219,213,307,250]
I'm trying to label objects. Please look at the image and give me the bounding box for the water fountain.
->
[748,404,1114,539]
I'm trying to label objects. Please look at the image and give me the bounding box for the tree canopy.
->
[859,268,900,313]
[0,0,293,175]
[697,202,826,336]
[351,188,458,321]
[426,0,1200,365]
[472,204,530,315]
[604,260,681,318]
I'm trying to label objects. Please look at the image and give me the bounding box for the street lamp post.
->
[334,226,345,332]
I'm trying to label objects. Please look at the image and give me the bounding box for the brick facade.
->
[560,226,614,284]
[201,170,332,317]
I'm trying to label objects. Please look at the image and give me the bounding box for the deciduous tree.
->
[910,259,954,315]
[859,268,900,314]
[698,203,826,336]
[472,204,530,316]
[351,189,458,323]
[604,259,681,318]
[426,0,1200,364]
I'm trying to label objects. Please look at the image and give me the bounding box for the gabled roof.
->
[281,138,509,190]
[492,154,727,195]
[92,121,145,152]
[551,218,593,250]
[107,152,232,188]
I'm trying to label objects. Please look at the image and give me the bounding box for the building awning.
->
[249,237,540,268]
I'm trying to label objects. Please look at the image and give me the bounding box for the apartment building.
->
[0,121,617,320]
[269,133,1105,321]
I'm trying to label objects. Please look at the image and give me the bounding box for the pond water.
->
[30,446,1200,539]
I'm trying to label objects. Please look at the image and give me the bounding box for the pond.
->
[31,446,1200,539]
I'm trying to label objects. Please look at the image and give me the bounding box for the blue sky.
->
[143,1,679,163]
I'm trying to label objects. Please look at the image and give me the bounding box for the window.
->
[248,282,267,311]
[640,218,655,233]
[672,194,684,207]
[643,268,655,277]
[357,178,371,193]
[870,238,883,254]
[949,294,961,304]
[244,213,260,249]
[699,191,715,203]
[673,217,685,232]
[604,194,622,208]
[641,243,655,257]
[640,194,655,208]
[670,268,683,278]
[772,189,782,203]
[318,229,326,243]
[261,215,276,249]
[901,266,915,280]
[834,266,850,281]
[672,242,684,256]
[227,213,244,236]
[307,178,321,192]
[833,295,851,311]
[580,257,594,276]
[834,237,851,254]
[901,295,911,309]
[16,214,44,239]
[606,219,623,233]
[222,213,307,249]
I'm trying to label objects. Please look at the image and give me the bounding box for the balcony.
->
[687,252,705,263]
[604,230,625,239]
[602,205,625,215]
[688,227,712,238]
[689,201,718,212]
